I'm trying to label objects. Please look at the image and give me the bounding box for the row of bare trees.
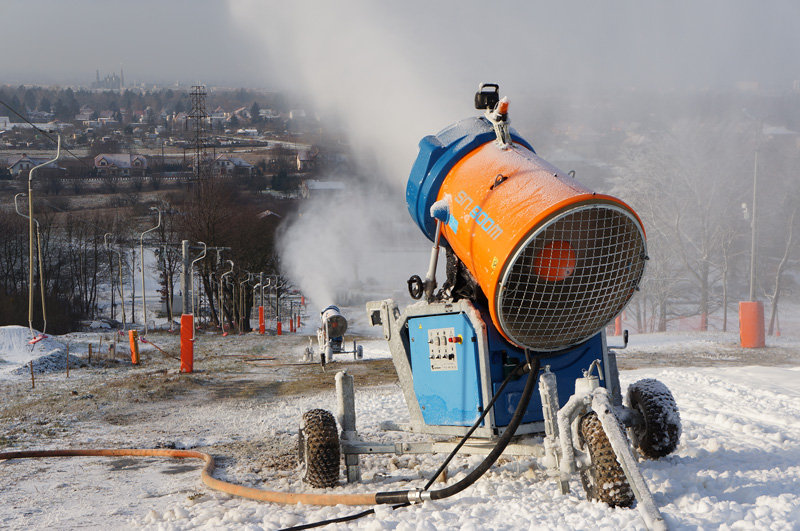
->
[612,115,800,333]
[0,177,291,334]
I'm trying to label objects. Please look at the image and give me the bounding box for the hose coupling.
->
[406,488,424,504]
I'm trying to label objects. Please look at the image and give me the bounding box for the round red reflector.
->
[534,241,576,281]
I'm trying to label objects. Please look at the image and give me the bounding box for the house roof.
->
[6,154,59,169]
[214,154,252,168]
[94,153,147,169]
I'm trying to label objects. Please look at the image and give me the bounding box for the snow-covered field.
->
[1,325,799,530]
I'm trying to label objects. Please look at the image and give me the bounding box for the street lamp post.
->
[740,109,765,348]
[25,136,60,341]
[748,151,758,302]
[14,193,47,338]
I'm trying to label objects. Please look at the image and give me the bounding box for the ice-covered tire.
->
[298,409,340,487]
[626,378,681,459]
[578,412,634,507]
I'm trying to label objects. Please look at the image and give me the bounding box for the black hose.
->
[375,355,541,504]
[422,361,526,492]
[426,355,540,500]
[279,504,409,531]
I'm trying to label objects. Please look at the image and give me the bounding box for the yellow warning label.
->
[491,256,499,271]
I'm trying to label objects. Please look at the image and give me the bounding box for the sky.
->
[2,1,800,93]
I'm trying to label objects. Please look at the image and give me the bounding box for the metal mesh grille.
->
[497,204,646,351]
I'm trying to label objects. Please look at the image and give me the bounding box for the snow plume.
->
[277,182,428,309]
[229,2,457,306]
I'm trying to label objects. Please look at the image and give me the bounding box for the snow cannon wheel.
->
[578,412,634,508]
[626,378,681,459]
[298,409,340,487]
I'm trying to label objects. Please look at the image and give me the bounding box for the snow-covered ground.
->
[1,325,799,530]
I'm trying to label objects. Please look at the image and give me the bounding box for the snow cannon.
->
[291,86,680,531]
[406,85,647,352]
[304,305,363,366]
[321,305,348,339]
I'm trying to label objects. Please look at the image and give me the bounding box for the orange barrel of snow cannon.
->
[407,116,647,352]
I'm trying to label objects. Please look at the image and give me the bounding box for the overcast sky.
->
[2,0,800,92]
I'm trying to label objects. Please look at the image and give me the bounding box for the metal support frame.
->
[190,242,207,340]
[220,260,234,330]
[139,207,161,336]
[105,233,126,330]
[238,272,252,333]
[543,366,666,531]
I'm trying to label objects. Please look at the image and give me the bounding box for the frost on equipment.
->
[299,84,680,531]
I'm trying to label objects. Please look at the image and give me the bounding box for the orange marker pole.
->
[289,314,295,333]
[614,315,622,336]
[296,314,300,330]
[129,330,140,365]
[739,301,765,348]
[258,306,265,334]
[180,314,194,372]
[277,320,282,335]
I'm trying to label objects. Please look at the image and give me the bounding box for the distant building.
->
[209,106,228,130]
[213,154,253,176]
[233,106,251,121]
[6,153,62,178]
[94,153,147,177]
[296,149,317,172]
[92,69,124,90]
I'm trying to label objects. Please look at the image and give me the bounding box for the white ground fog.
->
[1,326,799,530]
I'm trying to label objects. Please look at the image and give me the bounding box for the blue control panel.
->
[409,313,483,426]
[408,309,606,429]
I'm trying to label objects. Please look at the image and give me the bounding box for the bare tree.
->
[766,208,797,335]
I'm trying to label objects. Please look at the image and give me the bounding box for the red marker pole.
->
[129,330,140,365]
[258,306,265,334]
[180,314,194,373]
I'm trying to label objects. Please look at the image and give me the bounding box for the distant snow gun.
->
[287,84,680,530]
[303,305,363,367]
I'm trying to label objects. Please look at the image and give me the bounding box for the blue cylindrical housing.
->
[405,116,534,241]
